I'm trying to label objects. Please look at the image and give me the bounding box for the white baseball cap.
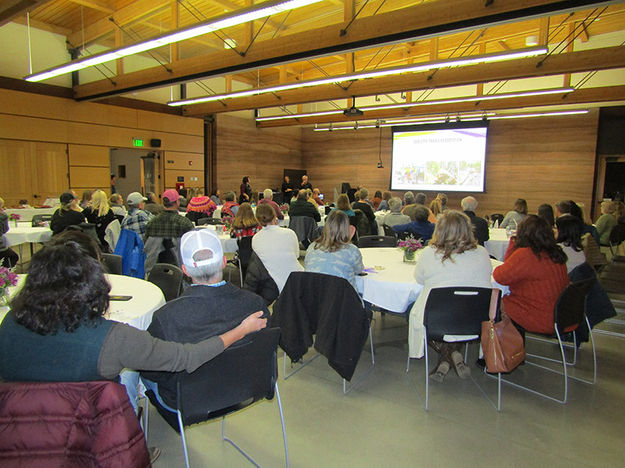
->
[127,192,147,206]
[180,229,224,270]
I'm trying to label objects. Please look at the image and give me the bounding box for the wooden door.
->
[33,142,69,204]
[0,139,34,207]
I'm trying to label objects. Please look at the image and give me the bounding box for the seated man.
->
[144,189,194,240]
[144,192,164,216]
[383,197,410,227]
[392,205,435,243]
[142,229,269,410]
[289,189,321,221]
[461,196,489,246]
[258,188,284,220]
[121,192,153,241]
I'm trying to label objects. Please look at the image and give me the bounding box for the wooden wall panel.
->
[33,142,69,202]
[164,170,204,189]
[164,152,204,171]
[0,114,69,143]
[0,139,34,207]
[302,112,599,217]
[138,112,203,136]
[69,167,110,192]
[68,144,109,167]
[215,114,303,196]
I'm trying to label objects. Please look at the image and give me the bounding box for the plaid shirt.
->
[121,208,153,240]
[145,210,194,239]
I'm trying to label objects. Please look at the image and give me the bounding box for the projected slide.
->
[390,125,488,193]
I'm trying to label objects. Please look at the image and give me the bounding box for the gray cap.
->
[127,192,147,206]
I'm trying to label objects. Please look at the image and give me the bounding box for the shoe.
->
[451,351,471,379]
[429,361,450,383]
[148,447,161,465]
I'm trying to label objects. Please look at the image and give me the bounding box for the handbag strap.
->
[489,289,500,321]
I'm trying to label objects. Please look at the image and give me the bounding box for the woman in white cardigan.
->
[408,210,493,382]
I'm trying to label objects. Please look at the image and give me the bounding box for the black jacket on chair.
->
[243,252,279,306]
[271,272,371,381]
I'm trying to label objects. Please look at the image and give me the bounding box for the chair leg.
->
[343,324,375,394]
[141,396,149,442]
[567,315,597,385]
[177,410,191,468]
[222,416,261,468]
[424,335,429,411]
[275,383,290,468]
[283,350,320,380]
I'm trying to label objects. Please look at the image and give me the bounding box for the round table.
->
[5,207,56,223]
[484,228,511,261]
[4,222,53,247]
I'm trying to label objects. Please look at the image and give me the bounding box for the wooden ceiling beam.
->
[211,0,284,31]
[257,85,625,127]
[73,0,614,100]
[0,0,51,27]
[181,45,625,115]
[66,0,114,15]
[11,14,72,36]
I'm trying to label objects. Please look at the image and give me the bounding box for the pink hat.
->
[162,189,179,205]
[187,196,213,213]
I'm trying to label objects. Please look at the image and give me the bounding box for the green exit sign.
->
[133,138,144,147]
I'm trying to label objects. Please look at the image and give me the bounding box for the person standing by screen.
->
[300,175,313,191]
[282,176,294,202]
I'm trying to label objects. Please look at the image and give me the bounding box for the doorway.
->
[110,148,161,197]
[603,161,625,201]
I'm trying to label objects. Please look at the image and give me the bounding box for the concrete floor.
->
[147,310,625,468]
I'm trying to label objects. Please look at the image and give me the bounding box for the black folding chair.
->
[382,224,397,238]
[197,217,224,226]
[147,263,184,302]
[358,235,397,248]
[31,214,52,227]
[100,253,122,275]
[406,287,498,411]
[145,328,289,468]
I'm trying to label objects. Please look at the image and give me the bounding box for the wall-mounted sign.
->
[132,138,144,147]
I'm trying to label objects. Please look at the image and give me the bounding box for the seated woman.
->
[383,197,410,227]
[50,191,86,235]
[537,203,555,229]
[377,191,391,211]
[500,198,528,229]
[335,193,355,217]
[230,202,261,239]
[252,203,303,292]
[408,210,492,382]
[83,190,117,252]
[555,214,586,273]
[429,198,443,220]
[493,215,569,335]
[595,200,617,246]
[0,242,266,387]
[304,210,364,291]
[185,195,217,224]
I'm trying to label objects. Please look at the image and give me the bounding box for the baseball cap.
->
[180,230,224,270]
[60,192,76,204]
[162,189,179,204]
[127,192,147,206]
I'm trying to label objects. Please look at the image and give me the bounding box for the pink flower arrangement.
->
[8,213,21,221]
[0,266,18,291]
[279,204,289,214]
[398,236,423,252]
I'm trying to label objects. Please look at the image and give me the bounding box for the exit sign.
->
[133,138,144,147]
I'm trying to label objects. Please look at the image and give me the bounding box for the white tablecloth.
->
[5,207,56,222]
[196,225,239,253]
[1,274,164,330]
[485,228,511,261]
[4,222,53,247]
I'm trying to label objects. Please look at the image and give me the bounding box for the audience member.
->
[415,192,437,223]
[610,215,625,248]
[210,189,222,206]
[300,174,313,191]
[408,210,492,381]
[0,197,18,268]
[17,199,32,209]
[312,188,324,206]
[185,195,217,224]
[239,176,253,204]
[429,198,443,220]
[144,192,164,216]
[493,215,569,334]
[393,206,435,242]
[230,202,261,239]
[402,192,416,218]
[436,193,448,211]
[289,190,321,221]
[259,188,284,220]
[0,241,266,405]
[121,192,152,241]
[221,191,240,219]
[304,210,363,291]
[145,189,194,240]
[177,187,188,211]
[500,198,528,229]
[595,200,617,246]
[372,190,383,210]
[461,196,489,246]
[383,197,410,227]
[141,229,269,409]
[556,200,600,245]
[352,188,377,233]
[377,191,391,211]
[252,204,303,291]
[50,191,86,235]
[80,190,93,210]
[83,190,117,251]
[110,174,117,194]
[555,214,586,273]
[109,193,127,217]
[537,203,555,228]
[281,176,294,202]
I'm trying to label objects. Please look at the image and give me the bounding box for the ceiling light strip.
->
[169,46,548,106]
[24,0,322,82]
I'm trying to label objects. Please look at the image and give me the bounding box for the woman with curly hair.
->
[493,215,569,334]
[230,202,261,239]
[408,210,492,382]
[0,242,266,386]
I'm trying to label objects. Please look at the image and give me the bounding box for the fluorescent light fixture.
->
[312,109,589,130]
[24,0,322,82]
[169,46,548,106]
[256,87,573,122]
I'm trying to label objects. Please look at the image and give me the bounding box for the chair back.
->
[582,233,607,271]
[351,209,371,238]
[31,214,52,227]
[554,278,595,333]
[175,328,280,428]
[423,287,495,341]
[288,216,318,245]
[237,235,254,270]
[358,235,397,248]
[197,217,224,226]
[65,223,101,246]
[382,224,397,238]
[104,219,121,251]
[490,213,504,225]
[101,253,123,275]
[148,263,184,301]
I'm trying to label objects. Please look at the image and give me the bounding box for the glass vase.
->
[403,249,416,263]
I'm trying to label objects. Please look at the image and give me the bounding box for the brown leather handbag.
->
[481,290,525,373]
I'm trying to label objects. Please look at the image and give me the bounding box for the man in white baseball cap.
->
[120,192,152,240]
[141,229,269,410]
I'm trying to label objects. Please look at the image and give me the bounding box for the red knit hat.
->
[187,196,213,213]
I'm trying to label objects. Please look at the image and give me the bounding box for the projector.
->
[377,161,384,169]
[343,106,364,117]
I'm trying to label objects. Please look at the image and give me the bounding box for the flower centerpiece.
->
[0,266,18,305]
[398,236,423,263]
[9,213,20,227]
[279,204,289,215]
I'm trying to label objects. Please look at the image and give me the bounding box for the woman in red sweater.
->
[493,215,569,334]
